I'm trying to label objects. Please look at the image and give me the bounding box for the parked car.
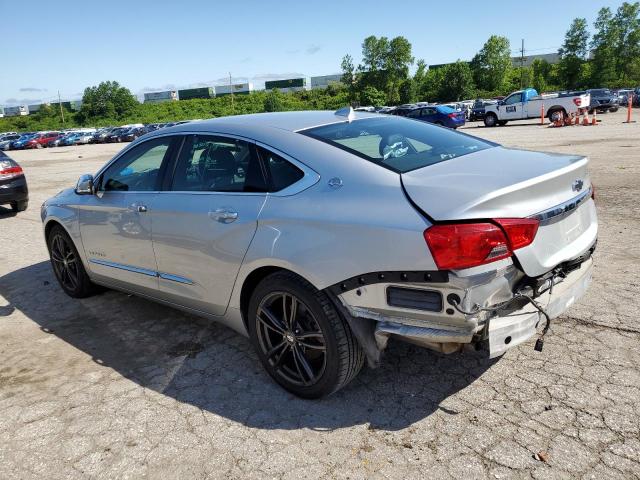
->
[484,88,591,126]
[120,127,147,142]
[73,132,95,145]
[90,128,115,144]
[0,151,28,212]
[0,134,20,150]
[24,131,61,149]
[104,128,129,143]
[47,133,73,148]
[9,134,38,150]
[587,88,619,113]
[42,109,597,398]
[469,99,497,122]
[404,105,466,128]
[632,88,639,107]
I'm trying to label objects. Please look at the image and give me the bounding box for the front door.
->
[149,134,268,315]
[79,136,176,294]
[501,92,525,120]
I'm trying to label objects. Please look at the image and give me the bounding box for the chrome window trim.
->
[94,131,319,198]
[255,141,320,197]
[529,187,593,223]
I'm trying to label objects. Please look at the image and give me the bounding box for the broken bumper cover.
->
[337,257,593,359]
[488,257,593,358]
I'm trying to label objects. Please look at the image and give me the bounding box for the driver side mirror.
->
[75,174,95,195]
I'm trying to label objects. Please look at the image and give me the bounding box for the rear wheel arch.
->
[547,106,567,120]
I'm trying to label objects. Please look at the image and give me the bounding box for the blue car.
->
[10,134,37,150]
[404,105,466,129]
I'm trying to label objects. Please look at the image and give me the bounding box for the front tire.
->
[11,200,28,212]
[47,225,99,298]
[484,113,498,127]
[248,271,364,398]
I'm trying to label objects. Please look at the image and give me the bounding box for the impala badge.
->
[572,179,584,192]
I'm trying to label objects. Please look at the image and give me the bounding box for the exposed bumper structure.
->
[336,255,593,361]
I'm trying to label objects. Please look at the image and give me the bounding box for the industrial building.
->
[143,91,178,104]
[3,105,28,117]
[264,78,308,93]
[310,74,343,89]
[215,83,253,96]
[178,87,215,100]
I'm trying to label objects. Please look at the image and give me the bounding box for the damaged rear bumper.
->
[331,255,593,363]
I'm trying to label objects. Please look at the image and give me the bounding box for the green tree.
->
[342,35,414,105]
[612,2,640,83]
[590,7,619,86]
[558,18,589,89]
[438,61,475,101]
[263,89,284,112]
[359,86,386,106]
[470,36,512,92]
[79,81,138,121]
[340,54,357,101]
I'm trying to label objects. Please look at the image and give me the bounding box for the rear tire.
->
[47,225,99,298]
[248,271,364,398]
[484,113,498,127]
[548,108,566,122]
[11,200,28,212]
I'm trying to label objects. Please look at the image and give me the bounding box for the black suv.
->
[587,88,619,113]
[0,151,28,212]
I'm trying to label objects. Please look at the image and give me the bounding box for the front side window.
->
[504,93,523,105]
[100,137,172,192]
[171,135,267,192]
[301,116,495,173]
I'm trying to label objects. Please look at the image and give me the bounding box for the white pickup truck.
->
[483,88,591,126]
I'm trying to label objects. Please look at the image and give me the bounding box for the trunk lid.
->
[402,147,597,277]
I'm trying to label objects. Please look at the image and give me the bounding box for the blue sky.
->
[0,0,626,106]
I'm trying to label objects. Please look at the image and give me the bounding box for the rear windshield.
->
[300,116,495,173]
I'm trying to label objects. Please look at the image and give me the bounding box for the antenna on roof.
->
[335,106,355,123]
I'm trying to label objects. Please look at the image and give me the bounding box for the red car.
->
[24,132,60,149]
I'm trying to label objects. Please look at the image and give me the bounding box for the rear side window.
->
[301,116,495,173]
[257,147,304,192]
[171,135,268,193]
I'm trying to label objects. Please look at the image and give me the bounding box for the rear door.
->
[148,134,268,315]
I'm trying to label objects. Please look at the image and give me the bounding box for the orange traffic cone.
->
[575,109,581,125]
[591,109,598,125]
[565,113,573,126]
[582,110,590,125]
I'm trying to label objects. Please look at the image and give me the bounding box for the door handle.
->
[129,203,148,213]
[209,208,238,223]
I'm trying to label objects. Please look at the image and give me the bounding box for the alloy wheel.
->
[50,234,79,291]
[256,292,327,387]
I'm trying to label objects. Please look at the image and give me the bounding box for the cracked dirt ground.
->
[1,110,639,479]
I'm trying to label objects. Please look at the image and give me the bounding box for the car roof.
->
[151,110,380,136]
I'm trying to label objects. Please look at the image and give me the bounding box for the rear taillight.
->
[424,219,539,270]
[0,165,23,181]
[573,98,582,107]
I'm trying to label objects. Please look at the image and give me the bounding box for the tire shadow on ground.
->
[0,261,496,431]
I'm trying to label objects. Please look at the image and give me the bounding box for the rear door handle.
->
[209,208,238,223]
[129,203,148,213]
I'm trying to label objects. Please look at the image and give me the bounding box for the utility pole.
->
[229,72,234,114]
[58,90,65,125]
[520,39,525,89]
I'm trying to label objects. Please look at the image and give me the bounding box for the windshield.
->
[301,116,495,173]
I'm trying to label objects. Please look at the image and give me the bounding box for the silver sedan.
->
[41,109,598,398]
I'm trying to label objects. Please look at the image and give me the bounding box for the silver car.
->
[41,109,598,398]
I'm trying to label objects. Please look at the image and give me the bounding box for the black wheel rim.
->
[50,234,79,291]
[256,292,327,387]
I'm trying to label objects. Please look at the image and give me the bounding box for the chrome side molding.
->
[89,259,193,285]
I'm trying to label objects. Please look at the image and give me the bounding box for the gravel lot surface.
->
[1,111,639,479]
